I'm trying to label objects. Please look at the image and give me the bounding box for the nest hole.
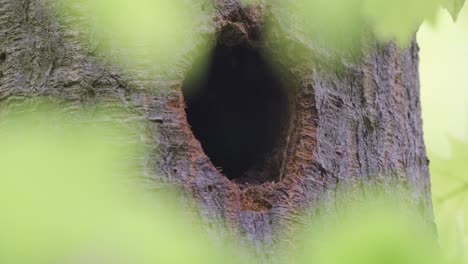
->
[182,43,289,182]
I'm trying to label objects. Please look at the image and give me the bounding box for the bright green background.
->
[419,4,468,263]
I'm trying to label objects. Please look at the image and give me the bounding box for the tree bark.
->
[0,0,433,261]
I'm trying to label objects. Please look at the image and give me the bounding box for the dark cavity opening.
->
[182,43,289,181]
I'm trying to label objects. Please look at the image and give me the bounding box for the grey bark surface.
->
[0,0,433,261]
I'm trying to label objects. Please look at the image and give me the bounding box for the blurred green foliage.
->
[430,138,468,264]
[444,0,466,20]
[0,104,462,264]
[293,200,440,264]
[362,0,440,43]
[418,4,468,264]
[0,108,446,263]
[275,0,366,52]
[0,106,241,264]
[245,0,464,52]
[55,0,466,68]
[54,0,213,69]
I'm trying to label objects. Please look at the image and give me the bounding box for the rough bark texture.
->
[0,0,433,261]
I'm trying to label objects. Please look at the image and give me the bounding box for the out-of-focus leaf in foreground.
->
[269,0,366,55]
[362,0,440,44]
[444,0,466,20]
[54,0,213,68]
[293,199,440,264]
[254,0,461,62]
[0,106,239,264]
[430,137,468,264]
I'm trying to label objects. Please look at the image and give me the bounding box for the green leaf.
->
[429,137,468,264]
[362,0,441,45]
[54,0,213,68]
[0,105,244,264]
[444,0,466,20]
[294,200,441,264]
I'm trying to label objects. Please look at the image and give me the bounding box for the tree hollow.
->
[182,42,289,183]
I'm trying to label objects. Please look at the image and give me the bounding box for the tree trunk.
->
[0,0,433,260]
